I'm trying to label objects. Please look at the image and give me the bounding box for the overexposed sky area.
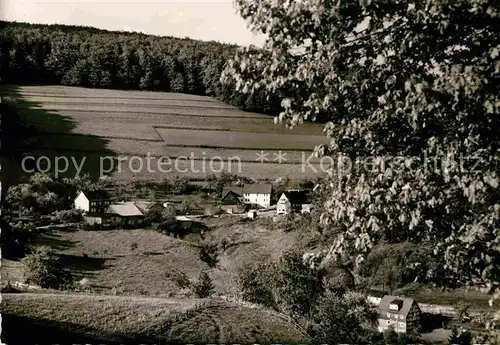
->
[0,0,266,46]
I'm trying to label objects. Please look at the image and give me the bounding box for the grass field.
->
[0,218,312,343]
[1,217,311,297]
[1,293,308,344]
[4,84,330,181]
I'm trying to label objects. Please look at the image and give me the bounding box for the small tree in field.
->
[192,271,214,298]
[22,246,72,289]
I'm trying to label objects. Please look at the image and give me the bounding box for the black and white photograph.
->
[0,0,498,344]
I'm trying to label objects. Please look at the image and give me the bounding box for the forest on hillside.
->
[0,21,282,115]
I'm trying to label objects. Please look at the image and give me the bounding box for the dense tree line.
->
[0,21,281,115]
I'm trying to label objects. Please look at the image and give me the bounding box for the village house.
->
[134,200,164,215]
[74,190,167,226]
[220,188,246,214]
[367,290,388,306]
[107,201,144,218]
[74,190,111,213]
[219,184,273,212]
[242,184,272,209]
[377,295,421,334]
[82,212,114,226]
[276,190,313,215]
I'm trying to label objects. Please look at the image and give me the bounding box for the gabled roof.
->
[84,212,113,217]
[242,184,272,195]
[80,190,110,200]
[221,190,244,205]
[134,200,162,214]
[107,202,144,217]
[281,190,311,204]
[378,295,418,317]
[222,186,244,198]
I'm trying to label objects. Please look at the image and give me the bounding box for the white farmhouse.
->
[74,190,111,213]
[242,184,272,209]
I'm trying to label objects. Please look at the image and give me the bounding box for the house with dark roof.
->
[132,200,164,215]
[219,184,272,211]
[74,190,111,213]
[242,183,272,209]
[220,189,246,214]
[377,295,421,334]
[276,190,313,215]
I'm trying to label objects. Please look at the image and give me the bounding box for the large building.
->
[377,295,421,334]
[242,184,272,209]
[220,184,272,210]
[74,190,111,213]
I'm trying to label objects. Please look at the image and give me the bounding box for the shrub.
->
[455,302,471,323]
[383,327,399,343]
[310,291,377,344]
[1,220,37,257]
[130,242,138,252]
[238,262,277,309]
[173,271,191,289]
[192,271,214,298]
[21,246,72,289]
[145,209,163,223]
[50,209,83,223]
[198,241,219,268]
[274,250,325,317]
[153,216,178,234]
[359,243,436,292]
[448,327,472,345]
[74,277,91,292]
[1,282,21,293]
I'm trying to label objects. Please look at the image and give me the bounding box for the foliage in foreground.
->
[224,0,500,337]
[238,250,380,343]
[310,290,377,344]
[21,246,72,289]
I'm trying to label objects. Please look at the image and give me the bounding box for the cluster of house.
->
[74,190,164,225]
[74,184,314,225]
[370,293,422,334]
[74,190,421,335]
[220,183,314,215]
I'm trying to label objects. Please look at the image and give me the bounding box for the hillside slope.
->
[1,293,309,344]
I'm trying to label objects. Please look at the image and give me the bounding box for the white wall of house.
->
[74,192,90,212]
[277,194,291,215]
[243,193,271,208]
[301,204,313,213]
[84,216,102,225]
